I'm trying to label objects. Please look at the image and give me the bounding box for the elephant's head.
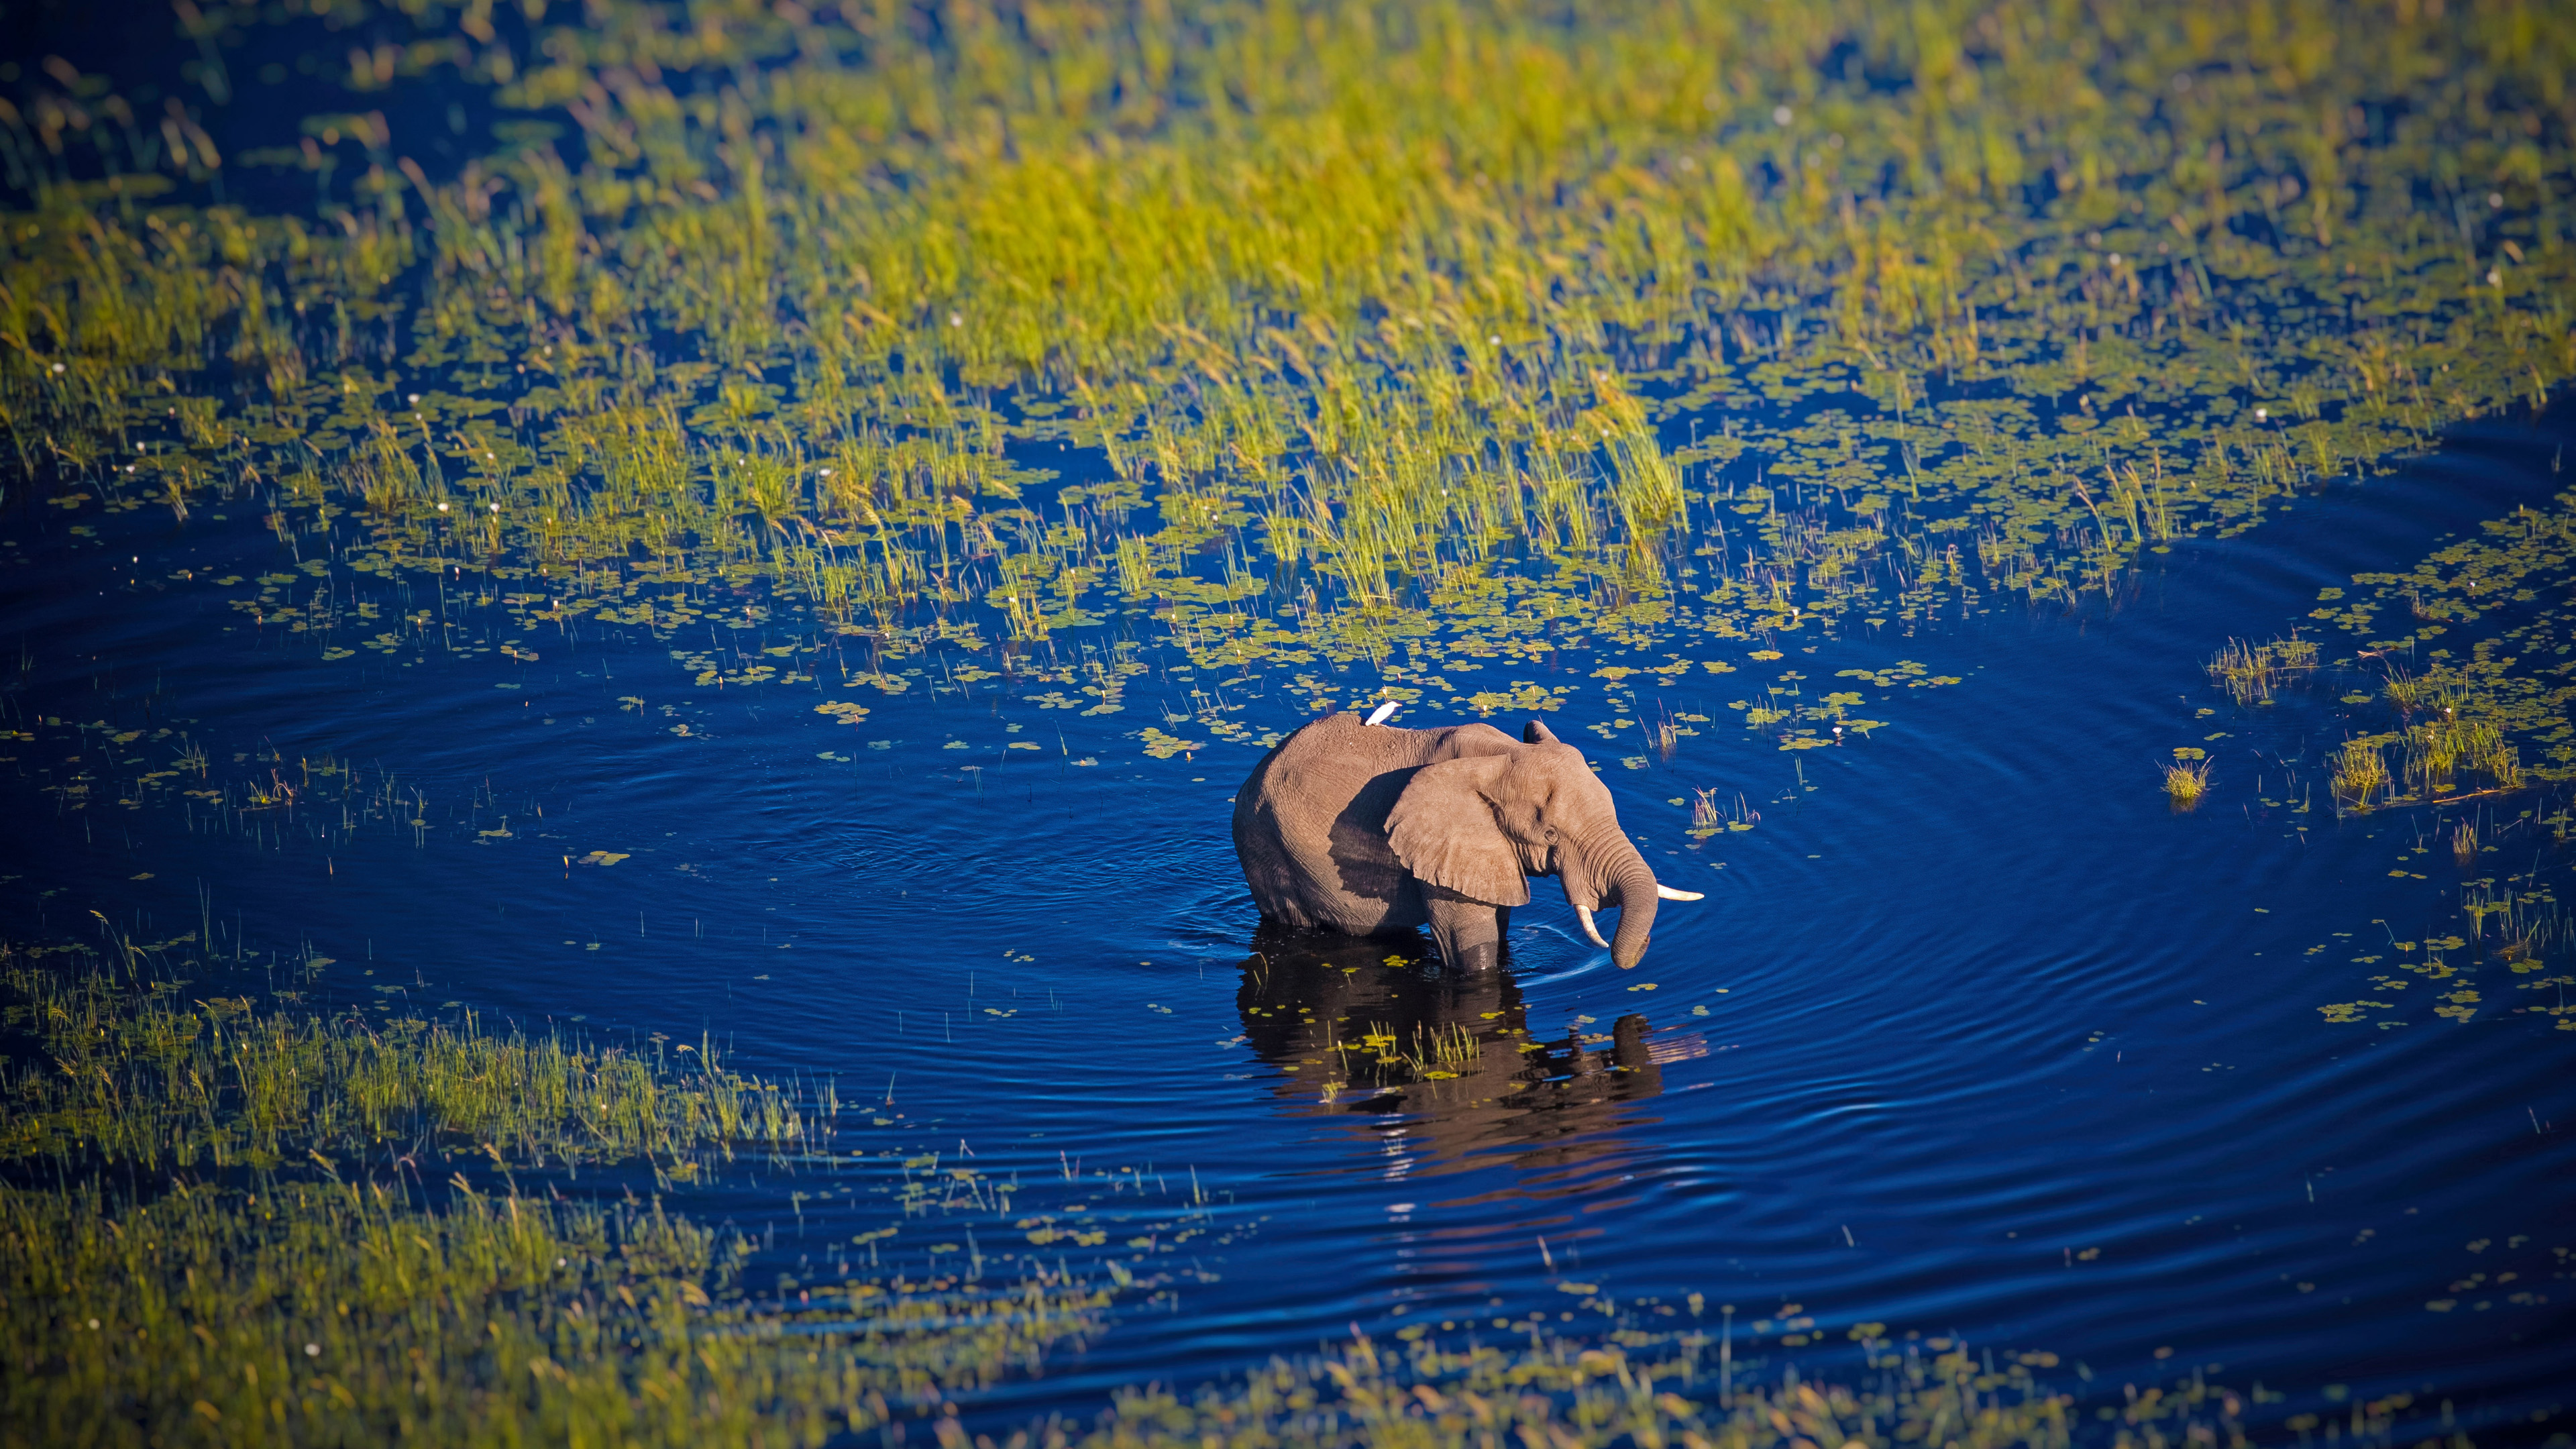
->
[1383,720,1699,969]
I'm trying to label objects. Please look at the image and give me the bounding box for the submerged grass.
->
[2316,852,2576,1031]
[2262,486,2576,818]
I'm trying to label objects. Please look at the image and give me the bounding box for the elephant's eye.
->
[1543,826,1558,842]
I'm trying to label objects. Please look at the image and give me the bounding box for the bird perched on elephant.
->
[1230,712,1701,970]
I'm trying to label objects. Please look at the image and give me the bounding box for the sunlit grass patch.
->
[5,0,2574,737]
[2402,713,2522,800]
[1,948,830,1176]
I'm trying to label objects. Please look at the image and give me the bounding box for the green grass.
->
[3,938,829,1178]
[0,938,1189,1447]
[3,1173,1116,1449]
[3,0,2573,755]
[2206,488,2576,835]
[2278,486,2576,1024]
[2315,864,2576,1031]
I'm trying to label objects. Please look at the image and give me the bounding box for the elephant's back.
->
[1235,713,1379,851]
[1238,714,1428,820]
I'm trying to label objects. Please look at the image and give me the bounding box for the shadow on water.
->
[1233,924,1684,1195]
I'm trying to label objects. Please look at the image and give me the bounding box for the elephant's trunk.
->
[1605,853,1658,971]
[1562,826,1659,969]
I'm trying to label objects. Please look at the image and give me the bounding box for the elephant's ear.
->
[1523,720,1559,745]
[1386,757,1530,907]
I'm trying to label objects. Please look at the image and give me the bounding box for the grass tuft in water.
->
[2332,739,2392,811]
[1688,788,1725,839]
[2164,751,2212,810]
[2206,636,2317,706]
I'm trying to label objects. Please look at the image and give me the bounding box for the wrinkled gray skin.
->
[1231,713,1674,971]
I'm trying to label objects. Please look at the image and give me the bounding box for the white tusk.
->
[1574,905,1610,949]
[1655,885,1705,901]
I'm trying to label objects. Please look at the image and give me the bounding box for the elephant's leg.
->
[1423,888,1505,971]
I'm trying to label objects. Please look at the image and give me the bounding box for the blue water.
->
[5,415,2573,1440]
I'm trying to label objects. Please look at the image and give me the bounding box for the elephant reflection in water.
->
[1231,924,1710,1189]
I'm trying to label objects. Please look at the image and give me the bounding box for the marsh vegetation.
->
[5,0,2575,1442]
[5,0,2571,724]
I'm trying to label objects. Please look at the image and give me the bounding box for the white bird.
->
[1362,700,1401,727]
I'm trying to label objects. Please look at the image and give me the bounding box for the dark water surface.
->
[5,416,2573,1438]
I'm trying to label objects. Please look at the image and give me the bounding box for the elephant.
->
[1230,712,1702,970]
